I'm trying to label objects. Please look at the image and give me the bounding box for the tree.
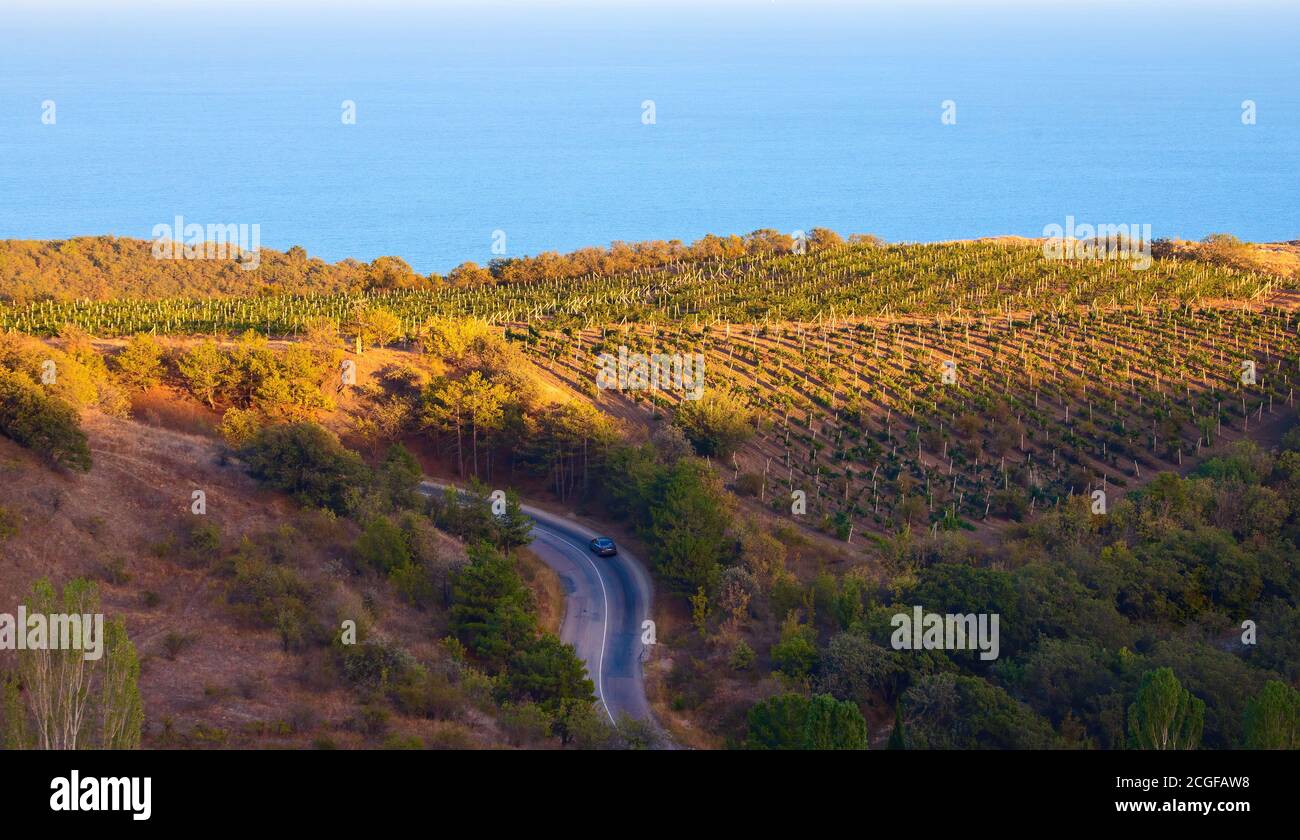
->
[900,673,1058,749]
[423,375,470,476]
[447,261,494,287]
[601,443,659,524]
[303,316,340,349]
[555,699,612,749]
[365,256,422,290]
[1197,233,1252,269]
[8,579,141,750]
[419,316,495,360]
[650,422,693,463]
[461,371,509,477]
[219,406,262,448]
[1242,680,1300,749]
[433,477,497,544]
[2,673,28,749]
[272,343,333,415]
[808,227,845,251]
[746,693,867,750]
[738,522,786,584]
[495,488,534,556]
[18,578,96,748]
[802,693,869,750]
[746,693,809,750]
[240,421,370,514]
[716,566,756,631]
[99,617,143,749]
[449,543,536,671]
[690,587,711,637]
[378,443,422,511]
[647,459,731,593]
[673,391,754,457]
[502,633,596,743]
[177,340,226,408]
[347,304,403,351]
[1128,667,1205,750]
[818,630,906,705]
[112,334,164,391]
[524,401,617,501]
[363,307,404,349]
[498,702,553,747]
[613,713,664,750]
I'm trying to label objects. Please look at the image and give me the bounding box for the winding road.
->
[419,481,657,726]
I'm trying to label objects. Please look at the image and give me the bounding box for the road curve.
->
[419,481,657,727]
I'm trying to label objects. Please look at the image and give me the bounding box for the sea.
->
[1,0,1297,275]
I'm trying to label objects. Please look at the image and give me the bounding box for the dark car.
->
[589,537,618,557]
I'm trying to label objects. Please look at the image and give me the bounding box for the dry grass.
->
[0,409,497,749]
[516,547,564,636]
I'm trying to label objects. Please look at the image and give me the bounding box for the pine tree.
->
[504,633,596,746]
[495,488,534,556]
[449,544,536,671]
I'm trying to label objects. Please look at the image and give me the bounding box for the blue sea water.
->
[0,0,1297,275]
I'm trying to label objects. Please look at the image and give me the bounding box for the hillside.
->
[2,232,1299,751]
[0,411,508,749]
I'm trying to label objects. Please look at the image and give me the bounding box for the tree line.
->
[0,228,849,304]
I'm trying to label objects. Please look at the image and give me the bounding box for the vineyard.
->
[529,304,1300,540]
[3,238,1297,542]
[0,240,1281,337]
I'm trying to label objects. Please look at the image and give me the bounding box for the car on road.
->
[589,537,618,557]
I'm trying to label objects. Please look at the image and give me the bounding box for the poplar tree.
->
[100,617,144,749]
[1128,667,1205,750]
[1243,681,1300,749]
[10,579,142,750]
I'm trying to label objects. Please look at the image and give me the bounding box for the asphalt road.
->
[419,481,657,726]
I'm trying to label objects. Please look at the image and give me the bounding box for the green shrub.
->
[339,638,416,690]
[355,516,411,574]
[770,612,819,680]
[729,639,756,671]
[188,521,222,555]
[225,550,317,650]
[0,370,92,471]
[392,670,464,720]
[240,422,370,514]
